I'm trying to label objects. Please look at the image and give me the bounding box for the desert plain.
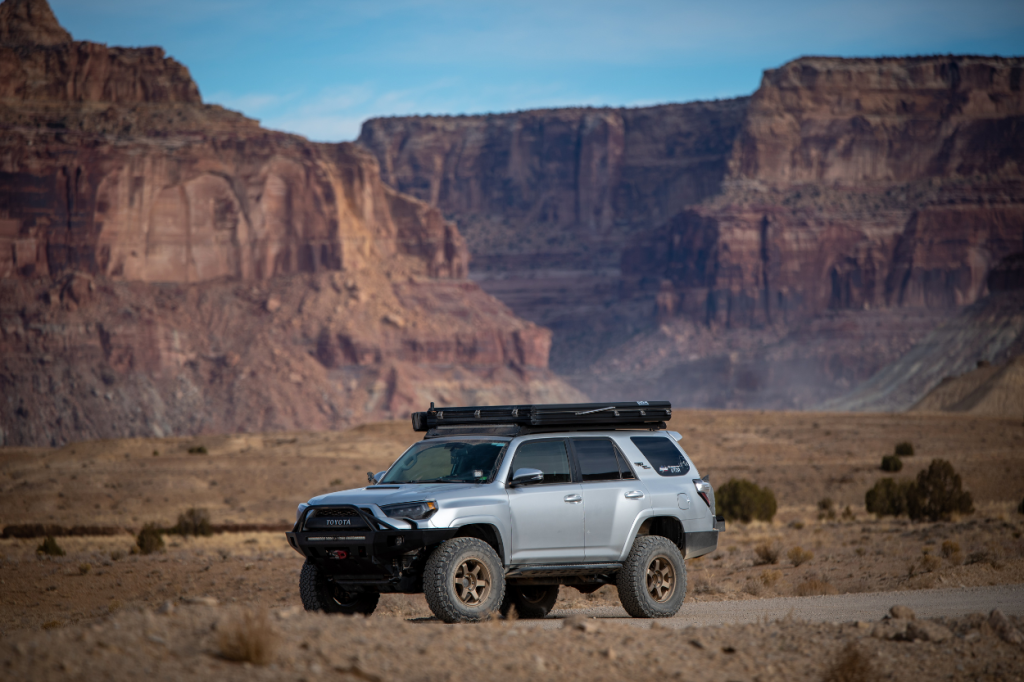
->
[1,410,1023,680]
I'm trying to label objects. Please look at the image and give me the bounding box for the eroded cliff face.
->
[0,0,581,446]
[359,56,1024,408]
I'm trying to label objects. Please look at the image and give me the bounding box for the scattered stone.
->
[562,615,598,632]
[182,596,218,607]
[871,618,909,640]
[264,295,281,313]
[855,621,871,630]
[906,621,953,643]
[890,605,916,620]
[989,609,1024,645]
[156,601,174,615]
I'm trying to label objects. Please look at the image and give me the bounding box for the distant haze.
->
[48,0,1024,141]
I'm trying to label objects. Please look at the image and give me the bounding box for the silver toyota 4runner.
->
[285,402,724,622]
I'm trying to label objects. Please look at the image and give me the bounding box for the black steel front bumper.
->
[286,505,457,589]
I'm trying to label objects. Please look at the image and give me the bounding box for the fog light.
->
[389,535,405,547]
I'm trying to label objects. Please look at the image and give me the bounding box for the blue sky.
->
[50,0,1024,142]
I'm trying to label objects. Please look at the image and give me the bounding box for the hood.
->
[308,483,482,507]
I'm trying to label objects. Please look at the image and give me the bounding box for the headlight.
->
[381,500,438,520]
[296,502,309,523]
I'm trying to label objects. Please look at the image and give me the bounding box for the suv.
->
[285,402,724,622]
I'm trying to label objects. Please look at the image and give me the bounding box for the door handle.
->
[563,494,582,503]
[624,491,645,499]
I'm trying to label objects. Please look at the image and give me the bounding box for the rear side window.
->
[510,440,572,484]
[573,439,636,482]
[630,436,691,477]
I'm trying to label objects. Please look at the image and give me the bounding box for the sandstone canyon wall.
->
[359,56,1024,408]
[0,0,582,446]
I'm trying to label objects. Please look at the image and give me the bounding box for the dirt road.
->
[539,584,1024,628]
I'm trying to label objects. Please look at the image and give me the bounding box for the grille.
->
[311,508,359,518]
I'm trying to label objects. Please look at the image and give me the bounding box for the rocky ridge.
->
[360,56,1024,408]
[0,0,581,446]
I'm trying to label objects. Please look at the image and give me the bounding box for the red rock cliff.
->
[0,0,583,446]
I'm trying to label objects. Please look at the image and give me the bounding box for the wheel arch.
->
[450,521,506,566]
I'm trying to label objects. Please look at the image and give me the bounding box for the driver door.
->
[505,439,586,564]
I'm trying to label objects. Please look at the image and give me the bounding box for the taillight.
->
[692,479,711,508]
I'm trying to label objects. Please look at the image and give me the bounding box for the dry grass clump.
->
[41,620,64,630]
[817,498,837,521]
[744,568,782,596]
[217,608,279,666]
[794,578,837,596]
[78,563,92,575]
[753,542,780,565]
[136,524,165,554]
[788,546,813,567]
[941,540,962,565]
[823,642,875,682]
[173,507,213,537]
[692,570,722,595]
[36,536,65,556]
[918,553,941,573]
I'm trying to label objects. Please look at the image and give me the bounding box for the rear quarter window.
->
[630,436,691,477]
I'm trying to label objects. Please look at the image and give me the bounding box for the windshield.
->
[379,439,509,484]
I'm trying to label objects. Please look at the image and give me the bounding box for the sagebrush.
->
[754,542,780,565]
[136,523,165,554]
[881,455,903,472]
[37,536,64,556]
[865,459,973,521]
[173,507,213,536]
[217,609,278,665]
[716,479,777,523]
[894,441,914,457]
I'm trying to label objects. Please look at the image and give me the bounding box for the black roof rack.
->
[411,401,670,438]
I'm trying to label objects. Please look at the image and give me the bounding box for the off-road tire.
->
[423,538,505,623]
[299,560,380,615]
[500,585,559,619]
[616,536,686,618]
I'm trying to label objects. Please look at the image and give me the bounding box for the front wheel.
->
[299,560,379,615]
[423,538,505,623]
[500,585,559,619]
[616,536,686,618]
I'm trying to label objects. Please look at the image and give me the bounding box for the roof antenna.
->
[430,402,435,410]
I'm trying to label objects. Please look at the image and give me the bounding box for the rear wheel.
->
[299,560,379,615]
[616,536,686,618]
[500,585,559,619]
[423,538,505,623]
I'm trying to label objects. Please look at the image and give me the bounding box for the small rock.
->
[871,618,909,640]
[562,615,598,632]
[156,601,174,615]
[182,596,218,607]
[603,648,617,660]
[906,620,953,643]
[855,621,871,630]
[889,605,916,620]
[989,609,1024,645]
[264,295,282,313]
[383,312,405,328]
[276,605,302,620]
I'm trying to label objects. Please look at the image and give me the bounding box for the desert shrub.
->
[823,642,875,682]
[187,445,208,455]
[918,553,941,573]
[743,578,764,596]
[788,546,813,567]
[841,506,856,521]
[817,497,836,521]
[173,507,213,537]
[941,540,960,559]
[1017,497,1024,515]
[894,441,914,457]
[906,459,974,521]
[217,609,278,665]
[716,479,777,523]
[36,536,65,556]
[110,550,124,561]
[136,524,165,554]
[78,563,91,575]
[881,455,903,472]
[759,569,781,588]
[865,478,913,517]
[754,542,780,565]
[794,577,837,596]
[41,620,64,630]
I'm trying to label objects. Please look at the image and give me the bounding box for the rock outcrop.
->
[359,56,1024,407]
[0,0,582,446]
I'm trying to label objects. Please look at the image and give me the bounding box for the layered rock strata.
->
[0,0,581,446]
[360,56,1024,405]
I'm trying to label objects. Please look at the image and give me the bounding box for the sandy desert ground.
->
[1,410,1023,679]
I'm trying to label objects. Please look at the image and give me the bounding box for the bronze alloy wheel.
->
[453,558,491,606]
[646,555,676,603]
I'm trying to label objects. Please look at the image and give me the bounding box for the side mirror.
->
[366,471,386,485]
[509,468,544,487]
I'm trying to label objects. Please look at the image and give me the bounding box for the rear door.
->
[505,438,586,563]
[570,438,650,561]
